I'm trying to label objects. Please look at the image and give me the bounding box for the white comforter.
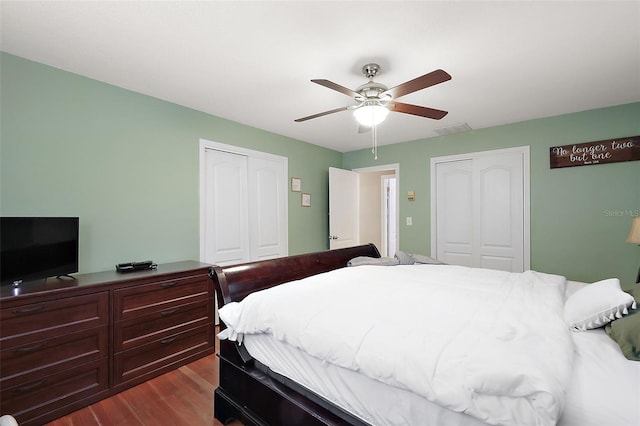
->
[219,264,574,426]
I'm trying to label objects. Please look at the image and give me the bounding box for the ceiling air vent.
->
[433,122,472,136]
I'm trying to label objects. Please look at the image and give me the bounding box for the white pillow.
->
[563,278,636,331]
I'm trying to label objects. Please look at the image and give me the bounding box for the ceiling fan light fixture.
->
[353,102,390,127]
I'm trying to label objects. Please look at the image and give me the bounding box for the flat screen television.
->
[1,217,79,285]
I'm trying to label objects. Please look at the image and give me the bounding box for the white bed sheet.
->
[244,333,486,426]
[239,280,640,426]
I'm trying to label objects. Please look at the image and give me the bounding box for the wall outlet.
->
[406,217,413,226]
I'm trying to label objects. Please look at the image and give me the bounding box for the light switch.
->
[406,217,413,226]
[407,191,415,201]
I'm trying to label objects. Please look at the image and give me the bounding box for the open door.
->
[328,167,359,249]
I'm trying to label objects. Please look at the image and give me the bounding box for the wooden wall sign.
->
[550,135,640,169]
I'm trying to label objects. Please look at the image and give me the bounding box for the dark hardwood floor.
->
[45,331,241,426]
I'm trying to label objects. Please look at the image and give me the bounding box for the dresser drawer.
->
[1,326,108,383]
[0,358,108,423]
[0,292,109,347]
[114,299,212,352]
[114,275,210,321]
[113,324,213,385]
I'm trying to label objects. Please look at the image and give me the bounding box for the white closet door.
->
[435,160,474,266]
[433,148,528,272]
[203,149,250,265]
[475,153,524,271]
[201,140,288,267]
[248,156,287,260]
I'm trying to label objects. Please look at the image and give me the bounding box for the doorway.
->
[328,164,398,256]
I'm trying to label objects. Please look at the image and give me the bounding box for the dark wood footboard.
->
[210,244,381,425]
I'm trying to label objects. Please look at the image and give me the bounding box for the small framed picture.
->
[291,177,302,192]
[301,193,311,207]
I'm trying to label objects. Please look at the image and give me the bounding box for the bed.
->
[211,244,640,426]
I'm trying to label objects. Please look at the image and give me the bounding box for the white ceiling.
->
[1,1,639,152]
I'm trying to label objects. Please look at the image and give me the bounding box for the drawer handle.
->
[13,304,46,314]
[13,379,47,394]
[14,343,45,353]
[160,281,177,288]
[160,308,178,316]
[160,336,178,345]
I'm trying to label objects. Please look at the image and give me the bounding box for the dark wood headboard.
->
[210,244,380,307]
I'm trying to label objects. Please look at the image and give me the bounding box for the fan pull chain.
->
[372,124,378,160]
[371,106,378,160]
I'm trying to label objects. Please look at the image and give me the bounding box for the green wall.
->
[2,52,638,287]
[343,102,640,288]
[0,53,341,273]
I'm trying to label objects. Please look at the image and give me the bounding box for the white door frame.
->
[353,163,400,255]
[429,147,530,270]
[381,174,397,257]
[199,139,288,263]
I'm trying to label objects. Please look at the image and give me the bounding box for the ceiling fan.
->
[295,63,451,127]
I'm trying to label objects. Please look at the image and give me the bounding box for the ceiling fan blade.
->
[294,106,349,122]
[382,69,451,99]
[390,102,448,120]
[311,79,361,98]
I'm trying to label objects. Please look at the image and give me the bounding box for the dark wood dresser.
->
[0,261,214,426]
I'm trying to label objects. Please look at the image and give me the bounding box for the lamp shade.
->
[353,103,389,127]
[626,217,640,244]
